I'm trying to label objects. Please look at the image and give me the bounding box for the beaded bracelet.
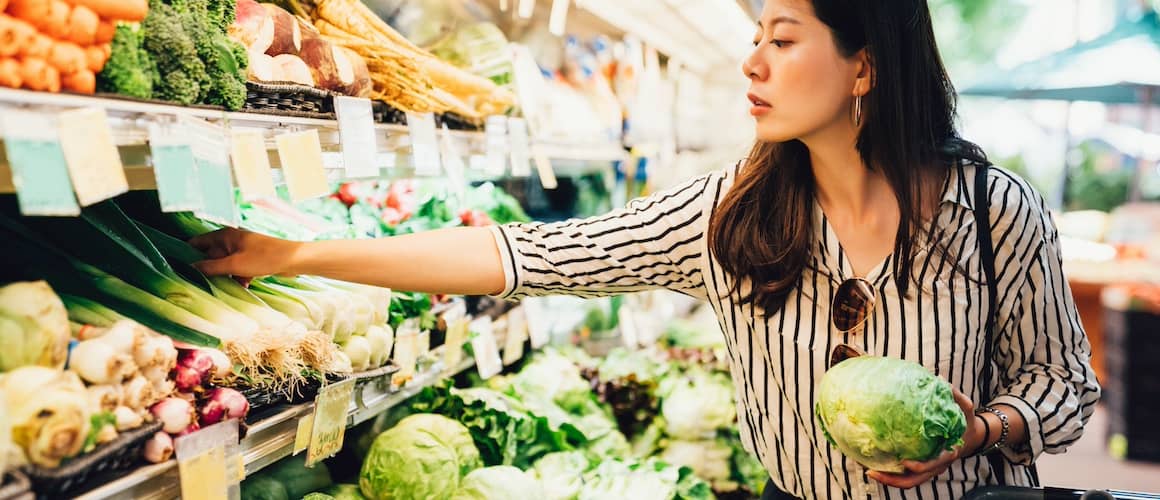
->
[975,406,1010,455]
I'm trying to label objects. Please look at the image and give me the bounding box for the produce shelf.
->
[0,88,627,196]
[74,345,478,500]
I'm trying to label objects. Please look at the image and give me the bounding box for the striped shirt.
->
[489,161,1101,500]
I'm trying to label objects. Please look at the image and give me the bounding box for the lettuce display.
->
[359,413,482,500]
[451,465,544,500]
[660,368,736,441]
[0,281,71,372]
[815,356,967,473]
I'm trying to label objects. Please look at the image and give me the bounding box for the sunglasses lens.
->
[832,279,875,332]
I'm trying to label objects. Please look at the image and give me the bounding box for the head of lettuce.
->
[360,414,482,499]
[814,356,966,473]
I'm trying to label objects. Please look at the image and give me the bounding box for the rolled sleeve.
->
[987,175,1101,465]
[487,171,718,301]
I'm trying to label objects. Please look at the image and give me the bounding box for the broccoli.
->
[139,0,248,110]
[97,24,156,99]
[142,0,207,105]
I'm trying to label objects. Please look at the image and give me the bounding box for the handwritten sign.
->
[57,107,128,206]
[276,129,329,202]
[306,378,355,466]
[230,128,277,201]
[176,419,240,500]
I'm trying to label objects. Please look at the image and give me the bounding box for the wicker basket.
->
[244,81,336,120]
[24,421,164,498]
[0,471,32,500]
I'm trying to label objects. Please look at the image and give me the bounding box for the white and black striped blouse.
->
[489,161,1101,500]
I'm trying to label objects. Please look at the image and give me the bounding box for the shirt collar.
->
[941,159,975,210]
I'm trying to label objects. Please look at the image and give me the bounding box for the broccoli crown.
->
[97,24,156,99]
[142,0,208,105]
[141,0,249,110]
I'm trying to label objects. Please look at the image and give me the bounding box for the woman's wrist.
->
[281,239,313,276]
[968,414,992,456]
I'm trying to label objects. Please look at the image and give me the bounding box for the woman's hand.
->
[867,388,984,489]
[189,228,303,278]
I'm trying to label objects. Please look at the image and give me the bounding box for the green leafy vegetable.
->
[359,414,482,500]
[98,24,156,99]
[814,356,966,473]
[451,466,545,500]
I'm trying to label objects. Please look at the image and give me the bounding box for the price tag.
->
[1,110,79,216]
[443,317,471,369]
[518,0,535,18]
[57,107,128,206]
[503,308,527,366]
[405,112,441,176]
[335,96,379,178]
[548,0,571,36]
[181,116,239,227]
[176,419,240,500]
[618,306,640,349]
[293,413,313,455]
[534,152,558,189]
[148,122,203,212]
[392,321,420,384]
[508,118,531,177]
[229,128,277,201]
[306,378,355,466]
[522,298,552,349]
[484,116,507,175]
[276,129,329,202]
[470,316,502,380]
[440,123,467,196]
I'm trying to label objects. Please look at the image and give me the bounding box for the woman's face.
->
[743,0,867,143]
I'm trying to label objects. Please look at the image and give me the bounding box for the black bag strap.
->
[972,162,1041,487]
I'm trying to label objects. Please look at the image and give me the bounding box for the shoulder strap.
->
[973,162,998,399]
[971,162,1041,487]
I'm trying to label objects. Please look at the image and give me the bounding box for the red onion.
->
[177,421,200,437]
[150,397,194,435]
[177,349,214,375]
[173,365,206,392]
[199,399,226,427]
[143,432,174,463]
[206,388,250,421]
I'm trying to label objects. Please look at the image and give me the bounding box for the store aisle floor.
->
[1036,405,1160,493]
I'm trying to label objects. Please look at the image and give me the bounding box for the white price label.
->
[503,308,527,366]
[229,128,277,201]
[522,298,551,349]
[440,123,467,198]
[534,152,558,189]
[484,116,507,175]
[508,118,531,177]
[618,306,640,349]
[275,129,329,202]
[406,112,441,176]
[57,107,128,206]
[335,96,379,178]
[470,317,502,380]
[549,0,571,36]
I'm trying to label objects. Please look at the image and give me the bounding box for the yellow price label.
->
[294,413,314,455]
[230,129,277,201]
[306,378,355,466]
[443,318,471,369]
[57,107,128,206]
[275,129,329,202]
[179,446,228,500]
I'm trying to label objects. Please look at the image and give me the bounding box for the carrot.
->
[65,4,97,45]
[20,57,61,92]
[22,33,54,60]
[94,19,114,44]
[48,41,86,73]
[0,14,36,58]
[61,68,93,93]
[63,0,147,22]
[0,1,7,14]
[41,0,72,40]
[5,0,49,24]
[0,57,22,88]
[84,43,109,72]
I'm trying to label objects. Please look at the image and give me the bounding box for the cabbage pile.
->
[814,356,967,473]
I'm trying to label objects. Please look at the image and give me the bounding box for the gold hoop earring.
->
[854,95,863,126]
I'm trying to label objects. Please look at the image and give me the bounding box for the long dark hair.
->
[708,0,989,313]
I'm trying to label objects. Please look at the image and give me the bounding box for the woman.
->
[192,1,1100,498]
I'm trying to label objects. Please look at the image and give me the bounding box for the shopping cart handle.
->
[964,487,1160,500]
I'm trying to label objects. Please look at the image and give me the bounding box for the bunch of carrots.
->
[0,0,148,94]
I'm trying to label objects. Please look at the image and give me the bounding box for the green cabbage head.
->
[451,466,545,500]
[359,414,482,499]
[814,356,966,473]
